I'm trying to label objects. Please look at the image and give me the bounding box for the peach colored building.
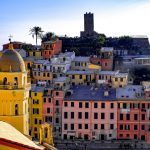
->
[41,40,62,59]
[62,85,117,140]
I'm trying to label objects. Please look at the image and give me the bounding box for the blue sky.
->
[0,0,150,49]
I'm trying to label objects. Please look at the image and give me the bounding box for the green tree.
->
[97,34,106,47]
[42,32,58,42]
[29,26,43,46]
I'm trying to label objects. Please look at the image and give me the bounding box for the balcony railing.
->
[0,83,31,90]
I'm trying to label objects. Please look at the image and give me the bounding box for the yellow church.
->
[0,43,31,135]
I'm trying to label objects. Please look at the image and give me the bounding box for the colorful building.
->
[117,85,150,143]
[66,70,96,86]
[0,43,30,135]
[62,85,117,140]
[30,86,45,139]
[41,40,62,59]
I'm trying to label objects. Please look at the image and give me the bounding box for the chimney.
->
[104,91,109,97]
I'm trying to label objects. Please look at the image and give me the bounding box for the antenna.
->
[8,34,13,43]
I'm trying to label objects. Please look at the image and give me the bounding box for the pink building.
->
[62,85,117,140]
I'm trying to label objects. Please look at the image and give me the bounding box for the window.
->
[43,98,46,103]
[134,125,138,130]
[141,125,145,130]
[120,114,123,120]
[33,108,39,114]
[110,124,114,129]
[48,98,51,103]
[101,113,105,119]
[56,118,59,123]
[15,104,19,115]
[85,112,89,119]
[72,75,75,79]
[142,103,145,109]
[94,124,98,129]
[101,124,105,129]
[71,102,74,107]
[34,118,37,124]
[79,102,82,108]
[64,102,68,107]
[71,124,74,130]
[134,114,138,120]
[110,103,114,108]
[94,102,98,108]
[115,78,118,81]
[142,114,145,120]
[64,112,68,119]
[110,113,114,119]
[101,103,105,108]
[123,103,127,109]
[126,114,130,120]
[47,108,50,113]
[34,93,37,96]
[125,125,130,130]
[78,112,82,119]
[94,113,98,119]
[85,124,88,129]
[79,75,82,79]
[78,124,82,129]
[56,100,59,106]
[43,73,46,77]
[85,102,89,108]
[120,124,123,130]
[56,92,59,96]
[33,99,39,104]
[34,127,37,131]
[71,112,74,119]
[120,78,123,82]
[133,103,139,109]
[39,120,42,124]
[119,134,123,138]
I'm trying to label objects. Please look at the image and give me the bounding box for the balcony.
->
[0,83,31,90]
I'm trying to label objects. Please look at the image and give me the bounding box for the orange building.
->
[41,40,62,59]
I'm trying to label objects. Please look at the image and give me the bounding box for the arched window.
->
[44,128,48,138]
[15,104,19,115]
[3,77,7,85]
[14,77,18,85]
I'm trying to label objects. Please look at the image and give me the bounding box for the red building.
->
[117,85,150,143]
[41,40,62,59]
[3,41,23,50]
[90,47,113,71]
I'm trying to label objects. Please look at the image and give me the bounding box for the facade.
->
[62,85,117,140]
[27,49,42,59]
[116,85,150,143]
[30,86,45,139]
[32,59,53,84]
[41,40,62,59]
[71,56,90,70]
[66,70,96,86]
[0,43,30,135]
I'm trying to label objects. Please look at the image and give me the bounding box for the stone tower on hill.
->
[80,12,98,37]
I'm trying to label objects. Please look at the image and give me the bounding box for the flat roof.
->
[116,85,144,99]
[73,56,90,62]
[64,85,116,101]
[54,77,68,82]
[66,70,95,75]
